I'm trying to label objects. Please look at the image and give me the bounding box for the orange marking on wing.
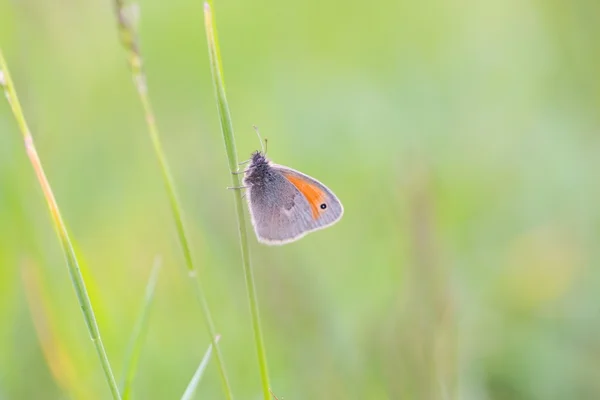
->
[284,174,325,219]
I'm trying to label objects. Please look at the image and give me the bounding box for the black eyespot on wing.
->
[320,203,327,210]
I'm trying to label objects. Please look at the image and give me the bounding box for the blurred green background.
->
[1,0,600,399]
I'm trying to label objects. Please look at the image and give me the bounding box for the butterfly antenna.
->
[253,125,266,154]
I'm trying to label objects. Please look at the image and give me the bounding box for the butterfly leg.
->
[227,185,249,190]
[238,159,251,166]
[231,164,255,175]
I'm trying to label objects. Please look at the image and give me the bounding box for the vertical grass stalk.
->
[121,256,162,400]
[113,2,233,398]
[0,49,121,399]
[203,3,271,399]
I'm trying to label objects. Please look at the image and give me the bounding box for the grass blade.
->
[0,49,121,399]
[121,256,162,400]
[203,3,271,399]
[21,258,90,399]
[181,335,221,400]
[113,2,233,398]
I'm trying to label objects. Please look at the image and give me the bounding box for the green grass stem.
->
[181,335,221,400]
[0,49,121,399]
[113,1,233,398]
[121,256,162,400]
[203,3,271,399]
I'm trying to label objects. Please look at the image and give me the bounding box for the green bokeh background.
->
[1,0,600,399]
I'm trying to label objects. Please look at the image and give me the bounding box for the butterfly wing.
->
[246,165,344,245]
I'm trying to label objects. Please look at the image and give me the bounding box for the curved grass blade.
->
[112,2,233,398]
[0,49,121,399]
[203,3,271,399]
[121,256,162,400]
[181,335,221,400]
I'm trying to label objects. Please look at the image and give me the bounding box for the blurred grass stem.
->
[113,2,233,398]
[203,2,271,399]
[181,335,221,400]
[121,256,162,400]
[0,49,121,399]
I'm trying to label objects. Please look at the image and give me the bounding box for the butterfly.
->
[241,150,344,245]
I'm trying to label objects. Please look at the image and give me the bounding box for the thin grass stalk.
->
[112,2,233,398]
[21,258,90,399]
[121,256,162,400]
[0,49,121,399]
[181,335,221,400]
[203,3,271,399]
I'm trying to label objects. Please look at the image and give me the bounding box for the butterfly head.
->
[250,150,268,166]
[244,151,272,186]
